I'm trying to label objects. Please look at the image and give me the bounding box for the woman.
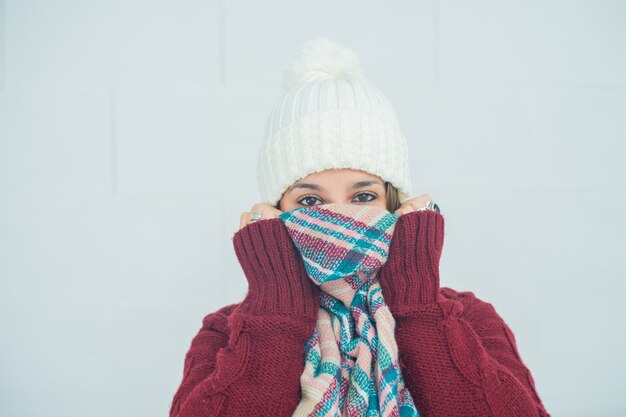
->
[169,38,550,417]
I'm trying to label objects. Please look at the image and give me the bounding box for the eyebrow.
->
[288,180,384,193]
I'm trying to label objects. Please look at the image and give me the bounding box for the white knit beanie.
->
[257,37,412,206]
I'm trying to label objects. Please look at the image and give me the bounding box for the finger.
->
[239,203,285,231]
[247,206,266,225]
[397,194,433,214]
[414,193,432,209]
[263,206,283,218]
[249,203,283,219]
[408,200,423,212]
[240,212,253,230]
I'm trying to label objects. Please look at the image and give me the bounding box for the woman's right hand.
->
[238,202,284,230]
[233,201,320,318]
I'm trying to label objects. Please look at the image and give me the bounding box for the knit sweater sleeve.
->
[378,210,551,417]
[169,303,238,417]
[169,218,320,417]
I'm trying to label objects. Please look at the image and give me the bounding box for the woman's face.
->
[279,168,387,212]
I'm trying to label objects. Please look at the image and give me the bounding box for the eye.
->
[297,195,323,206]
[353,192,376,203]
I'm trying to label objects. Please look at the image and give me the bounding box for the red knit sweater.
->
[169,210,551,417]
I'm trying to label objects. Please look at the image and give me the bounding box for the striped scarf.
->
[277,203,420,417]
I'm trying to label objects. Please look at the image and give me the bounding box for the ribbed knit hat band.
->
[257,37,412,206]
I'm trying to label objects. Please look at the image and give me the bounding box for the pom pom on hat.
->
[282,37,364,90]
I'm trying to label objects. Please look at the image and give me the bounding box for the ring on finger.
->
[417,200,441,212]
[249,211,263,222]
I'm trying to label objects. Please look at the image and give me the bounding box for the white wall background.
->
[1,1,625,416]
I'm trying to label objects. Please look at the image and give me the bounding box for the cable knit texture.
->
[169,209,551,417]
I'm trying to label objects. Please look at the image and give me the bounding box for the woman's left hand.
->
[394,193,435,216]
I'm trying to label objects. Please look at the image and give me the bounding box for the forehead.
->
[298,168,381,182]
[287,170,384,194]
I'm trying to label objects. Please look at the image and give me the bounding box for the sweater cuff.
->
[379,209,445,311]
[231,218,320,319]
